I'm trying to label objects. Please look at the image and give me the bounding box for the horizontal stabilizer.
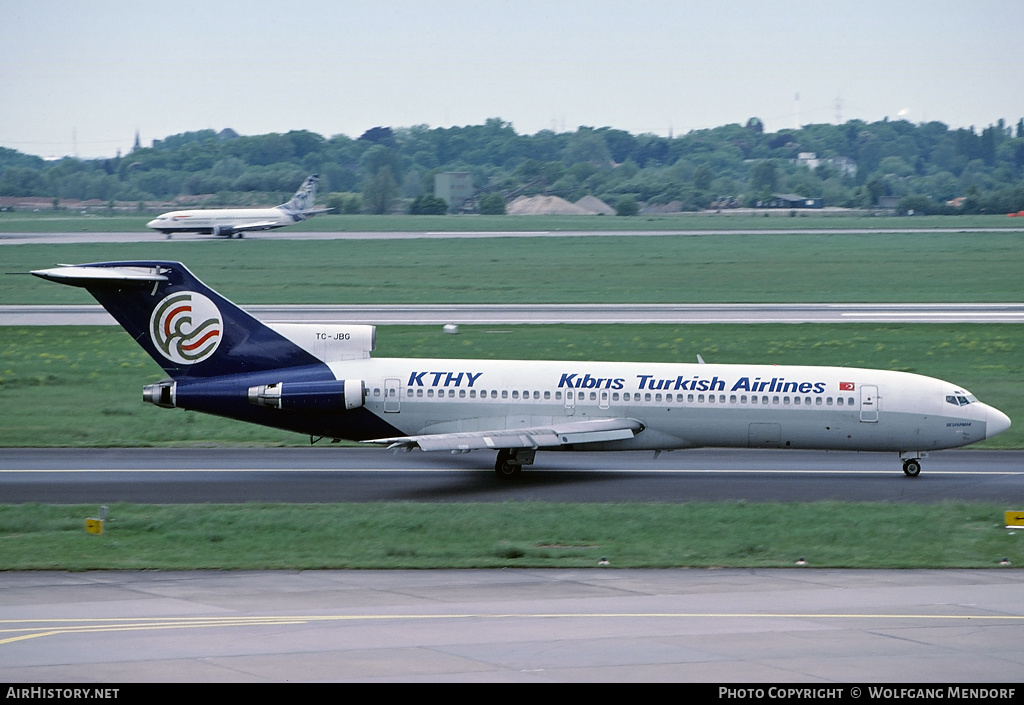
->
[367,417,643,452]
[31,265,167,286]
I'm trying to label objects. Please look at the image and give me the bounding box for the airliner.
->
[32,261,1011,478]
[146,175,328,238]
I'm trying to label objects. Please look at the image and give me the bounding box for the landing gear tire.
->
[494,449,521,479]
[903,459,921,477]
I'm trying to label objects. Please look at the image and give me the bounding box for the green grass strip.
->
[5,230,1024,305]
[1,501,1019,570]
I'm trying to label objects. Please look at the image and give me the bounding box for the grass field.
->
[4,230,1023,305]
[0,501,1019,570]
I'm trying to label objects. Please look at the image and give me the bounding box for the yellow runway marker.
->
[4,610,1024,646]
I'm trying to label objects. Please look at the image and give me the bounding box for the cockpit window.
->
[945,394,973,406]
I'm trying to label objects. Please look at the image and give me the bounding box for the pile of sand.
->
[507,194,614,215]
[507,195,588,215]
[574,195,615,215]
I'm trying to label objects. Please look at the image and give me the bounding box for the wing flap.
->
[369,417,643,452]
[232,220,283,232]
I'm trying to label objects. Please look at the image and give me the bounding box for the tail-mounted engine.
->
[247,379,364,411]
[143,378,365,412]
[143,380,176,408]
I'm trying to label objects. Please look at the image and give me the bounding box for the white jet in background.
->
[146,175,329,238]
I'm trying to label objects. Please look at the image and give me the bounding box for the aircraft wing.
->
[231,220,285,232]
[366,417,644,452]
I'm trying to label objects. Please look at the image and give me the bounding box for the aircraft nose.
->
[146,219,158,228]
[986,405,1011,440]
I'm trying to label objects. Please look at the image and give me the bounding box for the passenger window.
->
[645,393,652,401]
[459,390,466,398]
[772,396,780,404]
[837,397,844,406]
[793,396,800,405]
[698,394,705,403]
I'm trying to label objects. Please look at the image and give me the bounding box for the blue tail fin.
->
[31,261,323,380]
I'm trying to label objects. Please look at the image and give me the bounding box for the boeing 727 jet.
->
[32,261,1011,478]
[146,175,328,238]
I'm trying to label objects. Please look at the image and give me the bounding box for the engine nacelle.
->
[143,380,177,408]
[247,379,364,411]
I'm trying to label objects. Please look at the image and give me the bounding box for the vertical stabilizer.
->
[283,174,319,213]
[31,261,325,380]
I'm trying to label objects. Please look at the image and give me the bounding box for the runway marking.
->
[4,610,1023,645]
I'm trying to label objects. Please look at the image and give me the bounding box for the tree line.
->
[2,116,1024,215]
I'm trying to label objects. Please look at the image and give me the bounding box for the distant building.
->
[796,152,820,169]
[795,152,858,177]
[761,193,823,209]
[434,172,474,211]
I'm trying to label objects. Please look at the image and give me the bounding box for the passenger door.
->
[859,384,878,422]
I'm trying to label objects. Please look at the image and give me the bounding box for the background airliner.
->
[32,261,1011,478]
[146,175,328,238]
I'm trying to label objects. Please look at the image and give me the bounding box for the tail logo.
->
[150,292,223,365]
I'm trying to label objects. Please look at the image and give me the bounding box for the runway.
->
[2,226,1023,246]
[2,448,1022,504]
[5,302,1024,325]
[2,568,1022,682]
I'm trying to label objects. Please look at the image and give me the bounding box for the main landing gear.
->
[495,449,536,479]
[902,458,922,477]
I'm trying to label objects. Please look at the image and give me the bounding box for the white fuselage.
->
[325,357,1008,453]
[147,206,295,235]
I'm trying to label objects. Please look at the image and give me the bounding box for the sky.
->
[2,0,1021,160]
